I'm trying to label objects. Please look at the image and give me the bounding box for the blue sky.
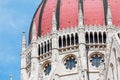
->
[0,0,41,80]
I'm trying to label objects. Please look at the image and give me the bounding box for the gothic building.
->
[20,0,120,80]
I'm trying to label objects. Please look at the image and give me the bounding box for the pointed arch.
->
[103,32,106,43]
[90,32,93,43]
[75,33,78,44]
[94,32,98,43]
[63,35,66,47]
[85,32,89,43]
[38,44,40,55]
[99,32,102,43]
[44,42,46,53]
[41,43,43,54]
[59,36,62,47]
[67,35,70,46]
[71,34,74,45]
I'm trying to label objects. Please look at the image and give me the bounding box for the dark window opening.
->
[94,32,98,43]
[99,32,102,43]
[41,43,43,54]
[48,41,50,52]
[103,32,106,43]
[85,32,89,43]
[67,35,70,46]
[44,42,46,53]
[75,33,78,44]
[38,44,40,55]
[90,32,93,43]
[63,36,66,47]
[71,34,74,45]
[59,36,62,47]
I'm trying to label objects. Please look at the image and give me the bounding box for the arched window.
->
[38,44,40,55]
[103,32,106,43]
[90,32,93,43]
[85,32,89,43]
[59,36,62,47]
[41,43,43,54]
[67,35,70,46]
[75,33,78,44]
[44,63,51,75]
[94,32,98,43]
[99,32,102,43]
[90,54,104,67]
[71,34,74,45]
[44,42,46,53]
[63,36,66,47]
[64,55,77,70]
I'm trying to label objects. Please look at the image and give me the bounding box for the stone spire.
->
[10,74,12,80]
[52,11,57,32]
[31,20,37,42]
[107,4,112,26]
[22,32,26,52]
[78,3,84,27]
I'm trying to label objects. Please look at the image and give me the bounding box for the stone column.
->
[78,2,88,80]
[78,28,88,80]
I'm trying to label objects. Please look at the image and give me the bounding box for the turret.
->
[10,74,12,80]
[22,32,26,52]
[21,32,28,80]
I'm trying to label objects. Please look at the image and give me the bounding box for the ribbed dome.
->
[29,0,120,42]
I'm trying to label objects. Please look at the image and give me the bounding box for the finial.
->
[10,74,13,80]
[31,20,37,42]
[78,3,84,27]
[22,32,26,52]
[107,3,112,26]
[52,11,57,32]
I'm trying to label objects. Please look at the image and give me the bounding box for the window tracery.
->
[90,54,104,67]
[64,55,77,70]
[44,63,51,75]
